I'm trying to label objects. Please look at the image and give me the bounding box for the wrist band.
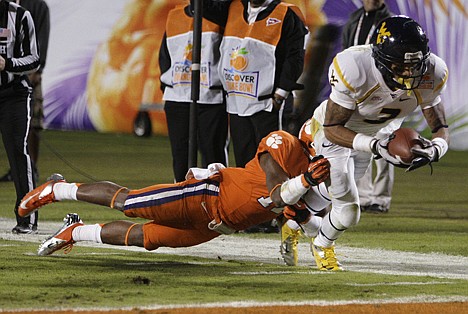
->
[280,176,309,205]
[432,137,448,159]
[352,133,375,153]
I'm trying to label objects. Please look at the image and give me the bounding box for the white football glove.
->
[407,136,448,172]
[411,136,440,161]
[371,136,409,168]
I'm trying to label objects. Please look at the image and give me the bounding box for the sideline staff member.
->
[0,0,40,233]
[159,2,228,182]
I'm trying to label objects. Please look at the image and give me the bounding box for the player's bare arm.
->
[259,151,330,207]
[422,102,450,143]
[406,102,450,170]
[323,99,356,148]
[258,152,290,207]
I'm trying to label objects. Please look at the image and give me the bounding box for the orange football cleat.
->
[18,173,65,217]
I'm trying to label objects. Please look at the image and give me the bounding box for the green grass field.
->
[0,130,467,311]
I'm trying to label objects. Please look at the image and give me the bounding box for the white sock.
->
[53,183,79,201]
[72,224,102,243]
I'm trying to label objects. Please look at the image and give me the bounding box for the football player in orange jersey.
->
[19,130,330,256]
[279,119,332,267]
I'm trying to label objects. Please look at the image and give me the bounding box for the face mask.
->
[396,77,415,95]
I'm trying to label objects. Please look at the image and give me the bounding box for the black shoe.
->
[33,166,39,184]
[12,224,37,234]
[243,220,279,234]
[366,204,389,213]
[360,204,371,212]
[0,170,12,182]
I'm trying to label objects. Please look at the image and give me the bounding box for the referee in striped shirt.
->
[0,0,40,234]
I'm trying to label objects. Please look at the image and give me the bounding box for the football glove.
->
[371,136,408,168]
[283,201,310,224]
[303,155,330,186]
[407,136,448,172]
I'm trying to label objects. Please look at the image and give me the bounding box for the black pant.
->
[0,81,38,227]
[165,101,229,182]
[229,109,281,167]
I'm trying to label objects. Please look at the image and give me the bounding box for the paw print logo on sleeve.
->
[266,133,283,149]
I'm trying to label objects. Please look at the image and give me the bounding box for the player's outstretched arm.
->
[422,102,449,143]
[260,153,330,207]
[259,152,290,207]
[407,103,449,171]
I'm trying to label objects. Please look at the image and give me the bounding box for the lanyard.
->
[353,13,377,46]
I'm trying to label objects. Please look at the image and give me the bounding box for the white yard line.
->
[1,217,467,281]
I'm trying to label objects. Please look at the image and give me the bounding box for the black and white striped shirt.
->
[0,0,39,86]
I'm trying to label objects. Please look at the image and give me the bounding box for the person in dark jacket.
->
[341,0,392,49]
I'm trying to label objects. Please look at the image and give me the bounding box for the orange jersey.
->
[123,131,311,250]
[216,131,311,230]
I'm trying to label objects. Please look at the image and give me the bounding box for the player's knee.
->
[332,202,360,229]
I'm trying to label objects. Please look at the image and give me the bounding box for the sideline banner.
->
[42,0,468,149]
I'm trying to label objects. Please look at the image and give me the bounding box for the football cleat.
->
[366,204,389,213]
[12,224,37,235]
[280,223,301,266]
[37,213,83,256]
[18,173,65,217]
[311,242,343,271]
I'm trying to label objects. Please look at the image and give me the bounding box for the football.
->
[387,128,422,164]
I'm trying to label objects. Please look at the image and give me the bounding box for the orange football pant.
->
[122,177,221,250]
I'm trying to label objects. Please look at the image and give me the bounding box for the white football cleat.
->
[37,213,83,256]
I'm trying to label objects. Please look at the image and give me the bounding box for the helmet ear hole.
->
[371,16,430,90]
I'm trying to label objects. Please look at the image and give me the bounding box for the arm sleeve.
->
[4,10,40,74]
[275,8,308,92]
[199,0,231,27]
[158,33,171,92]
[34,1,50,72]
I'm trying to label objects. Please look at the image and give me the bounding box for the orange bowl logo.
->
[229,47,249,71]
[183,43,193,62]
